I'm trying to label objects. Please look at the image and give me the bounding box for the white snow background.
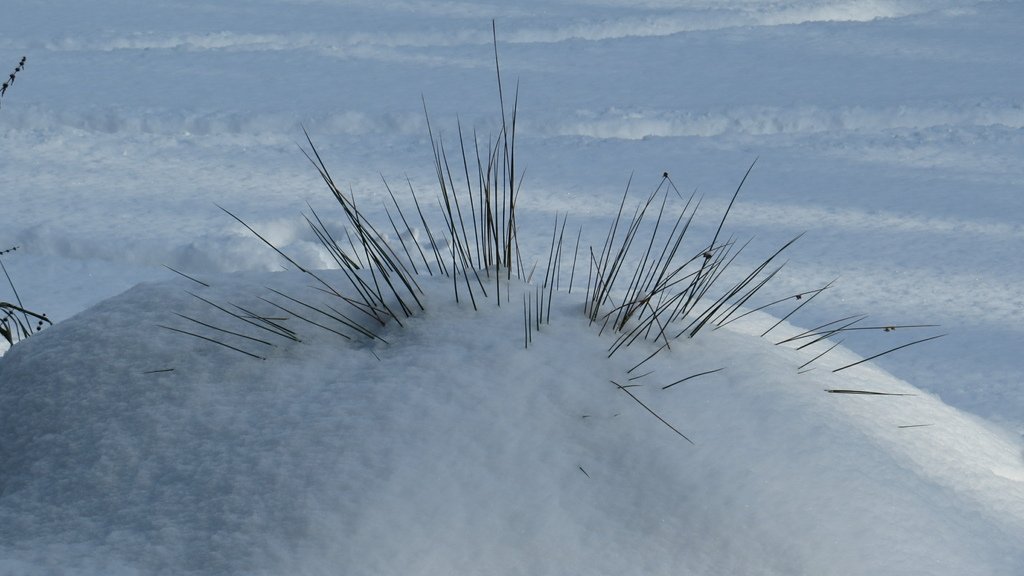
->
[1,1,1023,574]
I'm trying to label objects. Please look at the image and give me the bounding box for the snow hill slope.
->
[2,0,1022,431]
[1,269,1023,575]
[1,0,1023,573]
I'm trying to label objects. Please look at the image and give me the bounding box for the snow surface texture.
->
[2,273,1023,575]
[1,0,1023,574]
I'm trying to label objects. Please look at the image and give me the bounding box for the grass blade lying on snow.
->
[188,291,300,343]
[798,338,845,371]
[158,324,266,360]
[162,264,210,288]
[173,312,276,347]
[825,389,914,396]
[662,367,725,390]
[831,334,946,373]
[612,380,694,444]
[760,279,835,338]
[266,287,385,343]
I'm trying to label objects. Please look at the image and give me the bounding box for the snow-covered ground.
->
[1,1,1022,574]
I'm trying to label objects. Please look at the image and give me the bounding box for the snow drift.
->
[1,270,1022,575]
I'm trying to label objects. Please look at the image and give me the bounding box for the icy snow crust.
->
[2,272,1023,575]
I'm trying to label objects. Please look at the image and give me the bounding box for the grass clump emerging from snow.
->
[157,31,943,442]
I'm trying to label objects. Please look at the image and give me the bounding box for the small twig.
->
[0,56,27,107]
[825,389,914,396]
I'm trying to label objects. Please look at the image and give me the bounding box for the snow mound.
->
[1,272,1022,575]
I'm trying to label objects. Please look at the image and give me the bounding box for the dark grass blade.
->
[606,291,684,357]
[382,204,421,277]
[456,121,483,268]
[662,367,725,390]
[615,184,673,330]
[538,284,544,329]
[627,342,669,374]
[188,291,299,342]
[308,283,388,324]
[0,301,50,326]
[541,214,567,324]
[776,314,867,346]
[231,302,300,340]
[812,323,941,337]
[298,131,426,316]
[173,312,277,347]
[797,338,845,371]
[383,176,433,276]
[716,286,822,329]
[669,238,738,329]
[265,287,385,342]
[568,226,582,294]
[709,158,756,255]
[158,324,266,360]
[524,291,532,344]
[608,287,692,356]
[406,176,449,277]
[684,235,803,338]
[332,188,420,321]
[594,185,662,327]
[305,203,361,269]
[217,203,364,313]
[259,297,353,341]
[665,159,755,330]
[162,265,210,288]
[612,380,694,444]
[831,334,946,373]
[709,262,787,328]
[341,226,365,268]
[552,217,566,297]
[760,279,835,337]
[588,176,634,322]
[793,316,868,351]
[0,257,32,328]
[625,206,694,332]
[1,305,45,345]
[825,389,914,396]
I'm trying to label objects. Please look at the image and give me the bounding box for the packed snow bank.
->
[1,272,1022,575]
